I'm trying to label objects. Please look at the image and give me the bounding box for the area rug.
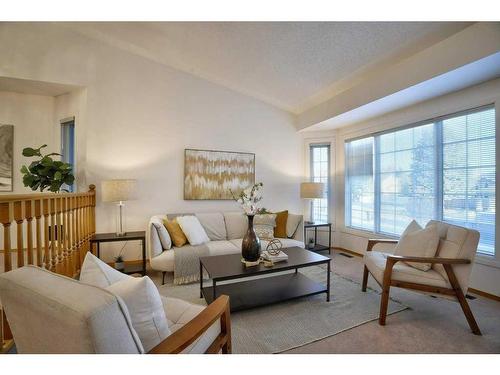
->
[157,265,408,354]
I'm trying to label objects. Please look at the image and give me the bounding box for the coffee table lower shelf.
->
[202,272,328,312]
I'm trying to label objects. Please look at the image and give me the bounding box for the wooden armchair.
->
[0,266,231,353]
[361,220,481,335]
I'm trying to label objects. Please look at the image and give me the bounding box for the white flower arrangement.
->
[230,182,267,215]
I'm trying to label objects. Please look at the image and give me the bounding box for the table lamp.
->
[300,182,326,224]
[102,179,138,236]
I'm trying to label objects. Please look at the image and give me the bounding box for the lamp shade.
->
[300,182,326,199]
[102,179,138,202]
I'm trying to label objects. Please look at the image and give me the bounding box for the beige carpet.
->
[157,265,407,354]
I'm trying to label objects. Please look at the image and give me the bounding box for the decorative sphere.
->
[266,239,283,255]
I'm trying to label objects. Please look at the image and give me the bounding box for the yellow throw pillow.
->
[163,218,187,247]
[273,210,288,238]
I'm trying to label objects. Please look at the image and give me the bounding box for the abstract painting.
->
[184,149,255,200]
[0,124,14,192]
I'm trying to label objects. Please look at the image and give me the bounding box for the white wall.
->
[329,78,500,296]
[0,23,303,261]
[0,91,56,194]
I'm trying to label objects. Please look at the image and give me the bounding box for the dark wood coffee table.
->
[199,247,331,312]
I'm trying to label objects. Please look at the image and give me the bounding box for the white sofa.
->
[147,212,304,274]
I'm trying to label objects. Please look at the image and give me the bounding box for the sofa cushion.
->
[206,240,240,256]
[161,296,221,354]
[150,249,175,272]
[364,251,450,289]
[224,212,248,239]
[79,252,129,288]
[150,241,240,272]
[196,213,227,240]
[152,221,172,250]
[229,238,304,250]
[286,213,302,238]
[177,215,210,245]
[164,218,188,247]
[273,210,288,238]
[107,276,170,352]
[394,220,439,271]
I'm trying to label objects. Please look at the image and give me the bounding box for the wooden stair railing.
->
[0,185,96,353]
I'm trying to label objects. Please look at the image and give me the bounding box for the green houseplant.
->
[20,144,75,192]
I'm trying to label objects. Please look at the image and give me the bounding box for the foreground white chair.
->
[0,266,231,353]
[362,220,481,335]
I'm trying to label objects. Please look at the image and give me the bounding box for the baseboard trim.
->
[332,247,363,258]
[330,247,500,302]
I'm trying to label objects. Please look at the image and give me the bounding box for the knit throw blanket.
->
[173,244,210,285]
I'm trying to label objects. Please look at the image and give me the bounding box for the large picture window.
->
[345,105,496,256]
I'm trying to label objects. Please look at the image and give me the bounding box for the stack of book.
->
[260,250,288,263]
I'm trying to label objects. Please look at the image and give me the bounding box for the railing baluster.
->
[13,201,24,269]
[25,200,34,265]
[0,202,12,273]
[34,200,42,266]
[55,197,63,274]
[49,198,57,272]
[42,198,51,270]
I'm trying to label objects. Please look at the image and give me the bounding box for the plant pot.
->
[114,261,125,271]
[242,214,261,262]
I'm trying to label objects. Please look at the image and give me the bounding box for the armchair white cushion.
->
[107,276,171,352]
[364,251,450,289]
[393,220,440,271]
[79,251,129,288]
[161,296,221,354]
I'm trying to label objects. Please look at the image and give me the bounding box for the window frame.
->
[344,103,496,257]
[60,118,76,192]
[310,143,331,223]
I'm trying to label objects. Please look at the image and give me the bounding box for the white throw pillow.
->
[176,215,210,245]
[79,252,129,288]
[153,221,172,250]
[107,276,170,352]
[394,220,440,271]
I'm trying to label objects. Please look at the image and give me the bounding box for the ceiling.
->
[67,22,472,114]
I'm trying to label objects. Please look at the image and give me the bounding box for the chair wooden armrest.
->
[148,295,231,354]
[366,238,399,251]
[385,255,471,265]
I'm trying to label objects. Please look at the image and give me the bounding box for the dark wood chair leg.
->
[379,259,395,326]
[162,271,166,285]
[443,264,482,335]
[362,265,369,292]
[379,283,390,325]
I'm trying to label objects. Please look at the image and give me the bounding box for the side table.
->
[90,231,146,276]
[303,222,332,254]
